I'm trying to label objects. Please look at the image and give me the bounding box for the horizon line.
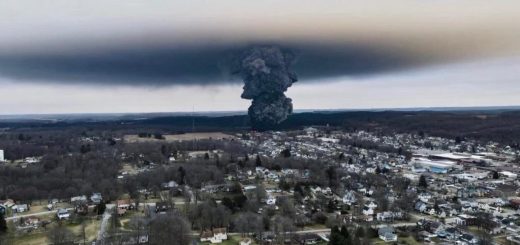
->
[1,105,520,118]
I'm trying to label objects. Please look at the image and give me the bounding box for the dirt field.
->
[124,132,236,143]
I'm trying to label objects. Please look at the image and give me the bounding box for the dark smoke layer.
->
[236,46,297,130]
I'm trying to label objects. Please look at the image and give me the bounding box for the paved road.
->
[5,208,75,221]
[5,198,224,222]
[374,222,416,228]
[96,204,115,243]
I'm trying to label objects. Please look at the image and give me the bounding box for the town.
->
[1,125,520,245]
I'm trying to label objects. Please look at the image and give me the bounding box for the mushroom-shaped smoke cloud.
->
[236,46,297,130]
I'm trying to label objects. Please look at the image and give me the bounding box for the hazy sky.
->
[1,0,519,114]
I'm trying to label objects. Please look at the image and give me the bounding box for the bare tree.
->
[233,212,263,237]
[149,212,191,245]
[47,225,74,245]
[129,216,149,245]
[271,215,295,244]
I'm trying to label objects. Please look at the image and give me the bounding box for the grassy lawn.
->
[302,223,327,230]
[371,236,421,245]
[67,218,101,242]
[201,235,259,245]
[4,231,48,245]
[19,201,72,216]
[398,236,422,245]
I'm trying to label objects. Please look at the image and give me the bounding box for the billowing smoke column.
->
[237,46,298,130]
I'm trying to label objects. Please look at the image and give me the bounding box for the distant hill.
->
[1,109,520,146]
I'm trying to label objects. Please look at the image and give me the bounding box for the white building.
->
[499,171,518,179]
[0,149,4,162]
[200,228,228,244]
[56,209,70,220]
[378,227,397,242]
[266,196,276,205]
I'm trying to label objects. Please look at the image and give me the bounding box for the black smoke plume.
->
[235,46,297,130]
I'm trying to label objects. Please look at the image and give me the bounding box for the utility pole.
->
[192,105,196,151]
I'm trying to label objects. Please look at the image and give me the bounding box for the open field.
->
[372,236,421,245]
[201,235,259,245]
[124,132,236,143]
[4,231,48,245]
[67,218,102,242]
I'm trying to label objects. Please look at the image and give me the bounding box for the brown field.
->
[124,132,236,143]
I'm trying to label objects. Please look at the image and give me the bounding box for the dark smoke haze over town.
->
[0,0,519,114]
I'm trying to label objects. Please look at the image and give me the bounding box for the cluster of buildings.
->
[2,126,520,244]
[232,127,520,244]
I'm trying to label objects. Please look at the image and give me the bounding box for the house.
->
[365,201,377,210]
[239,238,252,245]
[423,221,444,234]
[455,214,477,226]
[510,199,520,209]
[75,203,89,215]
[242,185,257,192]
[137,235,149,244]
[426,207,436,216]
[23,217,40,228]
[486,221,502,235]
[162,180,179,189]
[155,202,173,213]
[90,193,103,204]
[444,227,461,240]
[293,233,321,244]
[506,235,520,245]
[378,227,397,242]
[377,212,403,222]
[460,233,479,244]
[116,199,135,215]
[56,209,70,220]
[362,206,374,216]
[358,188,374,196]
[117,199,135,210]
[0,199,14,208]
[415,201,427,213]
[12,204,29,213]
[213,227,228,241]
[71,195,87,204]
[200,227,228,243]
[342,191,357,205]
[418,193,432,203]
[266,196,276,205]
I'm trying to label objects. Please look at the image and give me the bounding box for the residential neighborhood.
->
[1,125,520,245]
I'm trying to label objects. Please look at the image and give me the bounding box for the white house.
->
[12,204,29,213]
[418,193,432,203]
[363,206,375,216]
[71,195,87,203]
[342,191,357,205]
[366,201,378,210]
[56,209,70,220]
[499,171,517,179]
[239,238,252,245]
[200,228,228,244]
[266,196,276,205]
[90,193,103,204]
[378,227,397,242]
[161,180,179,189]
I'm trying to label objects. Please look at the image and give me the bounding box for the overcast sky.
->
[1,0,519,114]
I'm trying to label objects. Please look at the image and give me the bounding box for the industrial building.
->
[411,157,459,174]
